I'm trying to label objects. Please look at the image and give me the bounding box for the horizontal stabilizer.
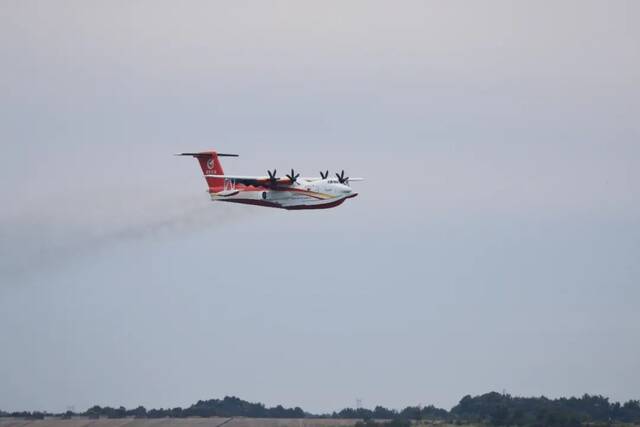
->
[176,152,239,157]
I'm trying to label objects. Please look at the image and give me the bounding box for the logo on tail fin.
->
[206,158,215,170]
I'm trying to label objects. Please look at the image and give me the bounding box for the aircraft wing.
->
[204,174,293,186]
[205,174,364,185]
[302,177,365,182]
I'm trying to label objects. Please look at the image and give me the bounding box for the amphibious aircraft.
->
[177,151,362,210]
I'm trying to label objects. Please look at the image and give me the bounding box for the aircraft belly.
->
[211,189,346,209]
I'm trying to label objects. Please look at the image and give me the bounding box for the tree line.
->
[331,404,448,420]
[2,392,640,426]
[449,391,640,426]
[84,396,306,419]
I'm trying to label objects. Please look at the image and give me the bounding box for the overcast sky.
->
[1,0,639,414]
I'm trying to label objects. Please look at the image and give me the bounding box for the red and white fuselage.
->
[178,151,361,210]
[210,178,358,210]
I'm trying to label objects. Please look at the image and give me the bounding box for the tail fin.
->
[176,151,238,190]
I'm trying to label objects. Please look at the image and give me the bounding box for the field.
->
[0,418,363,427]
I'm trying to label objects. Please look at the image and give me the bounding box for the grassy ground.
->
[0,417,360,427]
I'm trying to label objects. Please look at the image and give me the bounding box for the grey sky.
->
[1,0,639,414]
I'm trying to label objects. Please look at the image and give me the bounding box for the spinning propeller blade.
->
[285,168,300,184]
[336,170,350,184]
[267,169,278,184]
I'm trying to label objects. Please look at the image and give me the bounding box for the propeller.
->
[335,170,350,184]
[320,170,329,179]
[267,169,278,184]
[285,168,300,184]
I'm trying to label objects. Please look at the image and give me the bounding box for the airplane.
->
[177,150,363,210]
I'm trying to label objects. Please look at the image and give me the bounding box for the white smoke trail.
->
[0,191,258,283]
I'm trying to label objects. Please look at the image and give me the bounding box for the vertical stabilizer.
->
[176,151,238,191]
